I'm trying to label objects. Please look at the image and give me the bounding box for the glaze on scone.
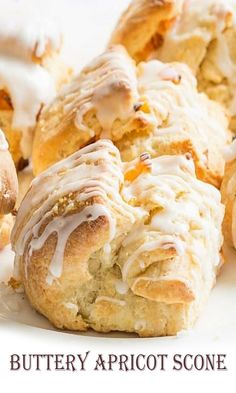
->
[32,45,231,188]
[0,129,18,249]
[110,0,236,130]
[12,140,224,336]
[0,4,72,167]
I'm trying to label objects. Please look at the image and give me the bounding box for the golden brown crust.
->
[23,197,109,331]
[132,276,195,303]
[0,105,23,168]
[0,60,72,167]
[89,298,195,337]
[221,159,236,248]
[0,149,18,215]
[0,10,72,165]
[116,131,224,188]
[109,0,182,62]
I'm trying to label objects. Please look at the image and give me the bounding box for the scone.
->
[12,140,224,337]
[110,0,236,130]
[221,139,236,248]
[32,45,231,188]
[0,6,72,168]
[0,129,18,249]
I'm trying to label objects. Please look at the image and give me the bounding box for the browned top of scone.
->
[109,0,183,61]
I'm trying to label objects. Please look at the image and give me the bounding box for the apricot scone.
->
[32,45,230,188]
[12,140,224,336]
[0,129,18,249]
[110,0,236,130]
[0,6,72,168]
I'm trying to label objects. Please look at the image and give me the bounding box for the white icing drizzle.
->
[137,60,228,167]
[158,66,181,83]
[55,45,228,177]
[0,4,61,158]
[12,141,224,298]
[12,140,144,284]
[122,236,185,281]
[40,204,114,285]
[223,138,236,162]
[115,280,129,295]
[120,154,224,288]
[62,45,138,138]
[0,128,8,151]
[63,302,79,313]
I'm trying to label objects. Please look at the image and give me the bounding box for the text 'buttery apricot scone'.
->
[110,0,236,130]
[12,140,224,337]
[32,46,231,188]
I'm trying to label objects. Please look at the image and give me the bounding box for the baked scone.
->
[0,6,72,168]
[12,140,224,337]
[32,46,231,188]
[110,0,236,130]
[221,139,236,248]
[0,129,18,249]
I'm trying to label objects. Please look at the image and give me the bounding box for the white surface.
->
[0,1,236,390]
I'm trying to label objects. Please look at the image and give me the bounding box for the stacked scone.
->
[0,5,71,168]
[1,0,236,337]
[32,45,230,188]
[110,0,236,130]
